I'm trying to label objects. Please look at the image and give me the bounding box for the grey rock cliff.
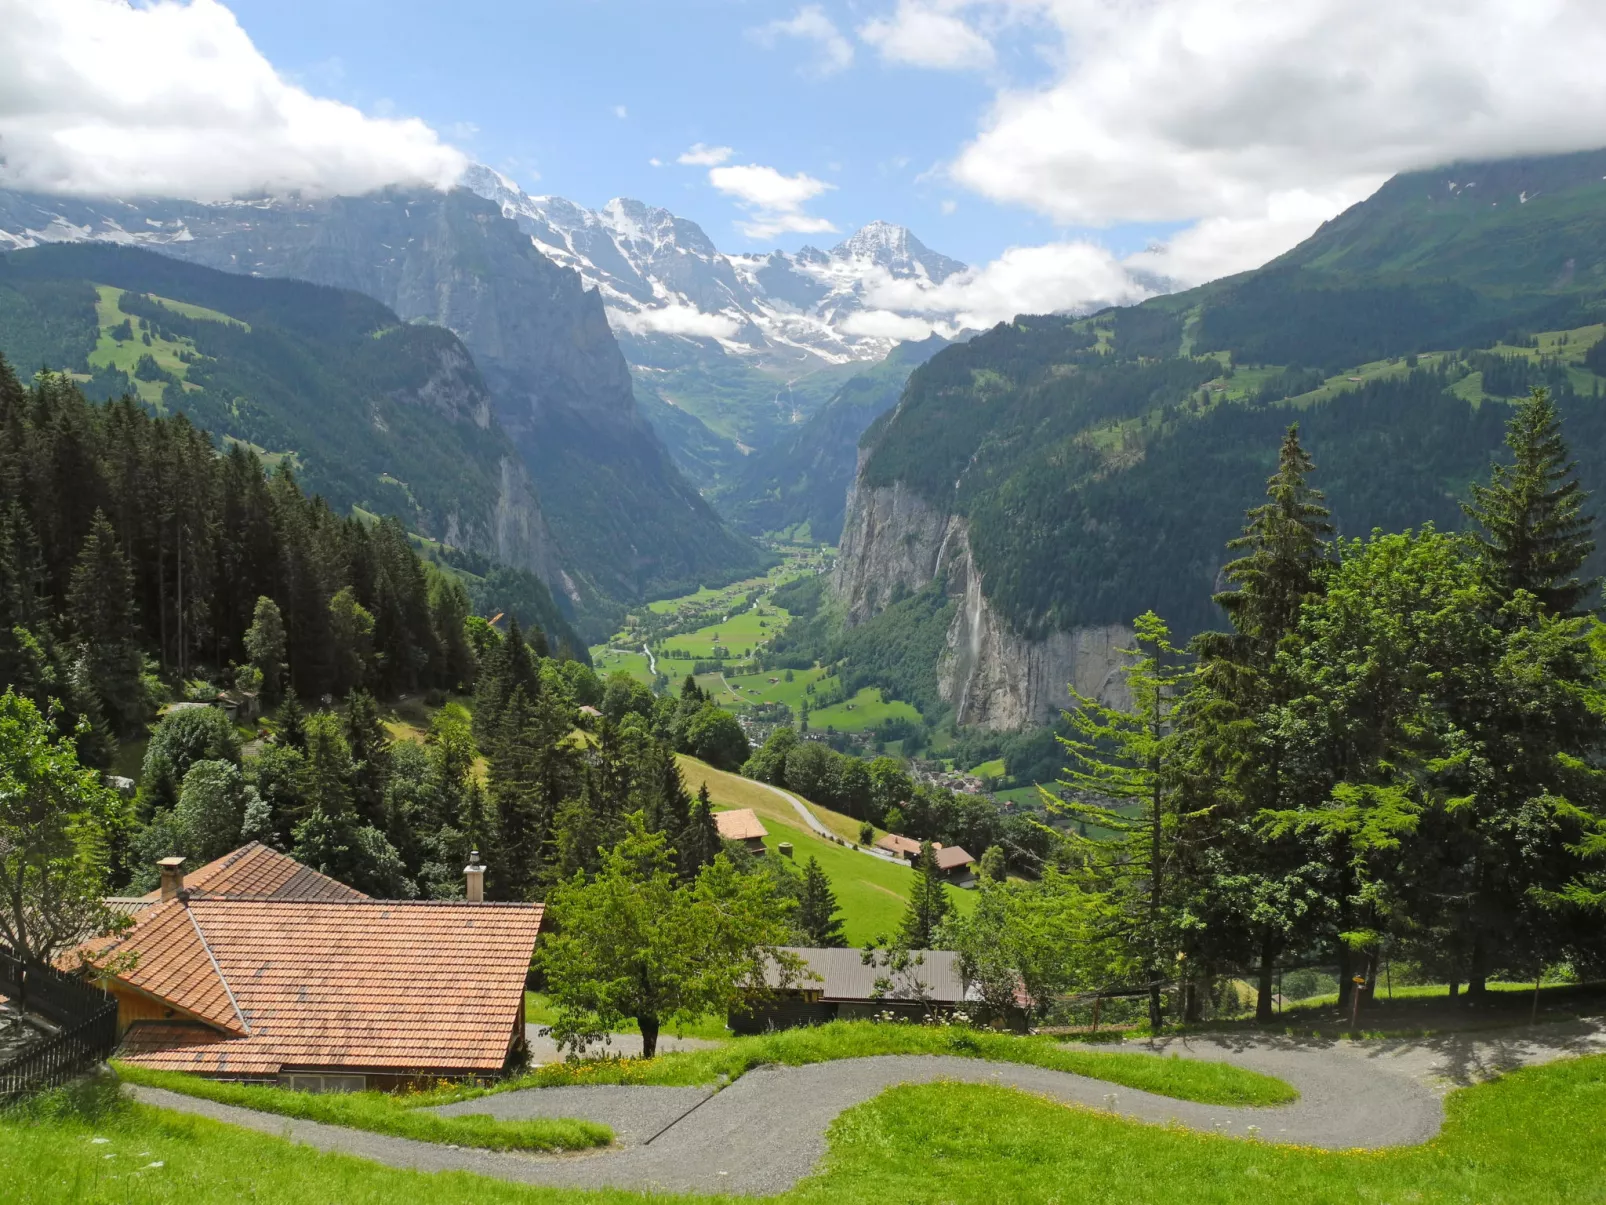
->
[834,460,1130,729]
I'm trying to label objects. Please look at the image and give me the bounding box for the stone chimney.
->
[465,850,486,903]
[157,856,186,902]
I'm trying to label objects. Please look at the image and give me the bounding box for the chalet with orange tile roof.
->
[713,807,769,853]
[84,849,540,1091]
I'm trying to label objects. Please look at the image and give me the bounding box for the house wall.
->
[111,988,187,1032]
[729,996,838,1035]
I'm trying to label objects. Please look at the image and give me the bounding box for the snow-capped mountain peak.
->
[460,165,964,365]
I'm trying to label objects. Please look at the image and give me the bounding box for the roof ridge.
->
[186,896,542,907]
[184,901,251,1035]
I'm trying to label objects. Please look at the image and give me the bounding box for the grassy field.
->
[87,286,198,407]
[112,1066,609,1152]
[15,1050,1603,1204]
[808,687,921,734]
[589,647,655,686]
[678,756,974,944]
[657,604,783,659]
[448,1021,1294,1107]
[724,666,830,711]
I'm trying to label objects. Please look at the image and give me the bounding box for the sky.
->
[8,0,1606,322]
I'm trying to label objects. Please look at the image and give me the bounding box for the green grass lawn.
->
[723,666,829,711]
[88,286,201,407]
[12,1050,1603,1204]
[589,647,656,686]
[111,1065,609,1153]
[680,756,974,944]
[658,604,781,659]
[808,687,921,734]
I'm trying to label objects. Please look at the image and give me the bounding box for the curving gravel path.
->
[126,1020,1606,1198]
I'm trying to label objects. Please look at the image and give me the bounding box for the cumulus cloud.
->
[951,0,1606,245]
[708,163,837,239]
[865,240,1154,330]
[0,0,466,200]
[860,2,995,71]
[751,5,855,77]
[678,143,734,167]
[609,303,742,341]
[839,308,951,342]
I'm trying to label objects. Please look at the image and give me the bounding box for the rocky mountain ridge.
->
[461,165,965,368]
[0,184,763,626]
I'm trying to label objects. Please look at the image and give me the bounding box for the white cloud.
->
[614,105,629,119]
[751,5,855,77]
[677,143,734,167]
[708,163,838,239]
[937,0,1606,287]
[939,199,957,215]
[839,308,948,342]
[0,0,466,200]
[865,241,1154,328]
[861,2,995,70]
[649,157,664,167]
[609,304,742,341]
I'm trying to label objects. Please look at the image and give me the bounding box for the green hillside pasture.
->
[591,647,656,686]
[723,666,830,711]
[809,687,921,734]
[680,755,974,945]
[88,286,205,406]
[658,604,785,659]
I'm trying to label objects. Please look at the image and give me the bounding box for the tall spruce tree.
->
[797,856,847,947]
[1463,386,1596,617]
[65,510,145,736]
[1186,424,1337,1021]
[899,842,952,949]
[677,783,722,880]
[1056,611,1192,1031]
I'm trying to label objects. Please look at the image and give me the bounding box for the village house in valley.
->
[82,846,541,1092]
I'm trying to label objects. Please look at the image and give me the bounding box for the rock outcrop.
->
[835,460,1130,729]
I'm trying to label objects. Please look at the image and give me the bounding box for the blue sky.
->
[218,0,1146,266]
[13,1,1606,321]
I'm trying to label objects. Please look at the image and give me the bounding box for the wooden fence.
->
[0,951,119,1101]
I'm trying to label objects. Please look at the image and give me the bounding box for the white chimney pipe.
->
[465,850,486,902]
[158,856,186,902]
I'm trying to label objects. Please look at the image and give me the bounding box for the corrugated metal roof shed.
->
[770,947,968,1004]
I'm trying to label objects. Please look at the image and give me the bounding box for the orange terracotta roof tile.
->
[138,843,367,904]
[714,808,768,842]
[108,898,542,1077]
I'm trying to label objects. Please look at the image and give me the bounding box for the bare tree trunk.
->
[1337,943,1353,1012]
[638,1014,660,1060]
[1256,937,1277,1024]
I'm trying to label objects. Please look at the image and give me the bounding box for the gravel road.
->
[126,1021,1606,1198]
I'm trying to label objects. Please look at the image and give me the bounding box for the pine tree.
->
[677,783,722,880]
[244,595,287,704]
[1463,386,1596,617]
[797,857,846,947]
[1210,424,1333,667]
[344,689,391,830]
[487,685,545,899]
[1057,611,1192,1031]
[273,688,308,751]
[65,510,145,734]
[899,842,952,949]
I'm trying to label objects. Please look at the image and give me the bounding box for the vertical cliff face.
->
[834,465,1131,730]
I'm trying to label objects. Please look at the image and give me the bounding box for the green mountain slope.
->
[836,149,1606,709]
[719,336,952,541]
[0,242,582,653]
